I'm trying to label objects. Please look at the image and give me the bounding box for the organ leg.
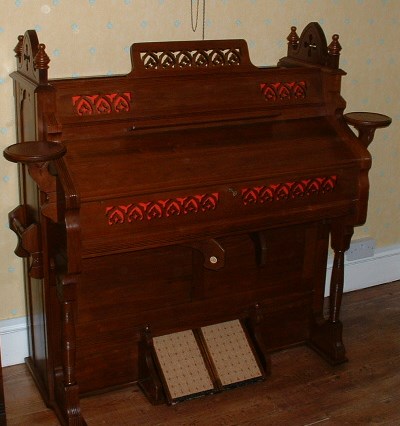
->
[54,274,86,426]
[309,221,353,365]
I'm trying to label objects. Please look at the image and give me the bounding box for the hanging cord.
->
[191,0,206,40]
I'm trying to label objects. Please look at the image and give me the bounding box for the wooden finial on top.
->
[14,35,24,59]
[327,34,341,68]
[328,34,342,56]
[287,26,300,49]
[34,43,50,70]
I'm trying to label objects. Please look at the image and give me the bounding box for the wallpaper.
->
[0,0,398,321]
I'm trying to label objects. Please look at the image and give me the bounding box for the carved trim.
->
[241,176,337,206]
[27,162,59,222]
[16,30,49,84]
[140,48,241,70]
[279,22,342,69]
[8,204,43,279]
[260,81,307,102]
[72,92,132,116]
[106,193,220,225]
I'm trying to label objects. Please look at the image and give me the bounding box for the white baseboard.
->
[1,244,399,367]
[326,243,400,295]
[0,317,29,367]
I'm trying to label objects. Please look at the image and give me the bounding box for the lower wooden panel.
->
[62,222,329,394]
[5,281,400,425]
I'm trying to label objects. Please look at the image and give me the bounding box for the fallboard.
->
[61,117,356,201]
[59,115,365,257]
[50,63,325,136]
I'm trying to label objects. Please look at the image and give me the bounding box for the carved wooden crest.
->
[280,22,342,69]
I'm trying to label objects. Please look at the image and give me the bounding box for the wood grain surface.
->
[3,281,399,425]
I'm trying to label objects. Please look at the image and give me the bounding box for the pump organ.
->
[3,23,391,425]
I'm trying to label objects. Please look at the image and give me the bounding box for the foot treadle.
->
[139,319,266,404]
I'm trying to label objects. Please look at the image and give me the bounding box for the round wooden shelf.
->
[3,141,66,164]
[344,112,392,129]
[344,112,392,147]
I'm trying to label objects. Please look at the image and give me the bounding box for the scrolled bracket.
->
[250,231,267,267]
[8,204,43,279]
[185,238,225,270]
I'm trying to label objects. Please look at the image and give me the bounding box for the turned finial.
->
[34,43,50,70]
[328,34,342,56]
[287,26,300,49]
[14,35,24,59]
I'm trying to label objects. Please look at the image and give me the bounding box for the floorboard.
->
[3,281,400,425]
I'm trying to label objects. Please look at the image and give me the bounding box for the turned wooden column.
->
[309,111,392,365]
[329,223,354,324]
[308,221,353,365]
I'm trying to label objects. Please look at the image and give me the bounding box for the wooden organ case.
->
[3,23,391,425]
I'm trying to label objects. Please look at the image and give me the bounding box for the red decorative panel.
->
[241,176,337,206]
[106,193,219,225]
[260,81,307,102]
[72,92,132,116]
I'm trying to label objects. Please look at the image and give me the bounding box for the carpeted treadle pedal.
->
[152,319,265,404]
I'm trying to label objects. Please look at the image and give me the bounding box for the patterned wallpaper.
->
[0,0,398,320]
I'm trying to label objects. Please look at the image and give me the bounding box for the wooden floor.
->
[3,281,400,425]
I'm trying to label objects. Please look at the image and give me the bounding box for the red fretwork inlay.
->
[72,92,132,116]
[241,176,337,206]
[106,193,220,225]
[260,81,307,102]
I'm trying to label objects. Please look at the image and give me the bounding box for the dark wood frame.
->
[3,23,390,425]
